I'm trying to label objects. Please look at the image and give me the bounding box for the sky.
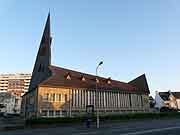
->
[0,0,180,97]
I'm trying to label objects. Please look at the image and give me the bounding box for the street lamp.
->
[96,61,103,128]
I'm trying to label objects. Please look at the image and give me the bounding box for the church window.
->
[38,64,45,72]
[41,110,48,117]
[43,93,49,101]
[29,96,34,105]
[55,111,61,116]
[52,93,55,101]
[49,93,55,102]
[65,94,68,102]
[56,94,61,102]
[140,95,143,106]
[38,64,41,72]
[49,110,54,116]
[129,94,132,107]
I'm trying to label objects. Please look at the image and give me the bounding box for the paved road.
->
[1,118,180,135]
[0,116,24,129]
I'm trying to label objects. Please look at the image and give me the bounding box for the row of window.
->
[71,90,145,108]
[42,91,146,109]
[42,93,68,102]
[41,110,67,117]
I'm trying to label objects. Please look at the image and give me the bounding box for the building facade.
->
[0,73,31,114]
[0,91,22,114]
[21,14,150,119]
[155,91,180,110]
[0,73,31,96]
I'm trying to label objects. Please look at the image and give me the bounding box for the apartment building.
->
[0,73,31,96]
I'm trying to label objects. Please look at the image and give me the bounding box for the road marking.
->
[121,126,180,135]
[72,126,180,135]
[72,131,97,135]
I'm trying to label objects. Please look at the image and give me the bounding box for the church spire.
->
[29,13,52,91]
[39,12,52,65]
[41,12,51,46]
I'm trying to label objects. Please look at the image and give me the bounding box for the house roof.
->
[39,65,149,93]
[171,92,180,99]
[128,74,150,94]
[159,92,170,101]
[159,92,180,100]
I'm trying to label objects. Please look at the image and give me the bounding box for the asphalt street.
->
[1,118,180,135]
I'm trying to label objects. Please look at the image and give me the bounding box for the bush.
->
[26,117,84,125]
[26,112,180,126]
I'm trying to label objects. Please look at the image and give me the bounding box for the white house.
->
[0,91,22,114]
[155,91,180,110]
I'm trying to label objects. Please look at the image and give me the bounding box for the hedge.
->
[26,112,180,125]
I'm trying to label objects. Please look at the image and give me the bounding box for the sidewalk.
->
[0,117,25,131]
[1,118,180,135]
[1,117,180,132]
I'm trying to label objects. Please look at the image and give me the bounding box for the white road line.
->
[72,131,97,135]
[72,126,180,135]
[121,126,180,135]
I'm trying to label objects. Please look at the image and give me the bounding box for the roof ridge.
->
[50,65,129,85]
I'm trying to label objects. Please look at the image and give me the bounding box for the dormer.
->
[81,76,86,82]
[107,77,111,84]
[65,73,71,80]
[96,78,99,83]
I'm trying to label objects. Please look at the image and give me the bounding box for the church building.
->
[21,14,150,119]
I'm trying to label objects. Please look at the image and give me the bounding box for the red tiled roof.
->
[40,65,142,92]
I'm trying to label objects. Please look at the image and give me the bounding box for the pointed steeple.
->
[40,12,51,45]
[38,12,52,65]
[29,13,52,91]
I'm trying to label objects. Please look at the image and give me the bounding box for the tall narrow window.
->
[65,94,68,102]
[74,90,77,107]
[80,90,83,108]
[53,93,55,101]
[84,90,86,107]
[72,90,74,107]
[140,95,143,107]
[129,94,132,107]
[117,92,120,108]
[56,94,61,102]
[78,90,80,107]
[38,64,42,72]
[50,93,55,102]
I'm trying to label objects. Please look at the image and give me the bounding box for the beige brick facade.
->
[37,87,71,117]
[22,86,149,118]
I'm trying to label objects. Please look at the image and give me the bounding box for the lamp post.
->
[96,61,103,128]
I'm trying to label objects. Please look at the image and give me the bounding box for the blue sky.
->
[0,0,180,96]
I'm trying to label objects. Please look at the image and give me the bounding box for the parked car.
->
[160,107,178,112]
